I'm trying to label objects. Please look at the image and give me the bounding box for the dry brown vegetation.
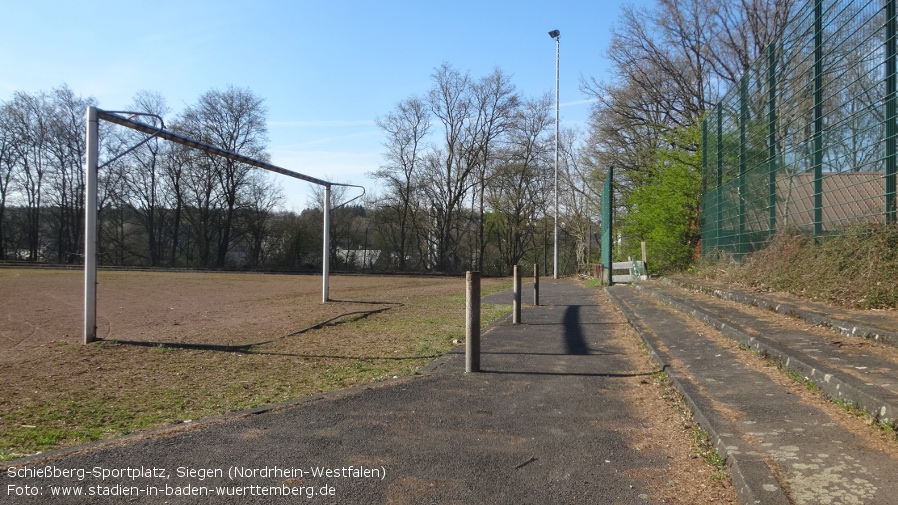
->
[694,224,898,309]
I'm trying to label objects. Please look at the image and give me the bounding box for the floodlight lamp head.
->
[549,29,560,39]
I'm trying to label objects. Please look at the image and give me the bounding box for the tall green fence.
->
[702,0,897,256]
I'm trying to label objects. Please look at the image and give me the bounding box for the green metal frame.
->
[701,0,898,256]
[601,166,613,285]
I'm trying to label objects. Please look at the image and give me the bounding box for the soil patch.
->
[0,269,508,459]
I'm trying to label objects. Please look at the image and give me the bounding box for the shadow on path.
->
[564,305,589,355]
[478,369,662,378]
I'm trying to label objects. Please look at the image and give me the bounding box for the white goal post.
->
[83,106,342,344]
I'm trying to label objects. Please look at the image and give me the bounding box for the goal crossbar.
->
[97,110,332,187]
[84,106,335,344]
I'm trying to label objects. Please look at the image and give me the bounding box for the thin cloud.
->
[561,98,598,108]
[268,119,376,128]
[274,130,381,150]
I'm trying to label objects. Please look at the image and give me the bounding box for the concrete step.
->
[663,276,898,346]
[634,281,898,427]
[607,284,898,505]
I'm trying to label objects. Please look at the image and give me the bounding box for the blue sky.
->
[1,0,652,210]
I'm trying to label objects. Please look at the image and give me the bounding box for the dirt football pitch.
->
[0,268,508,460]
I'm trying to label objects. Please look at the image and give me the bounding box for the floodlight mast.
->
[83,107,337,343]
[549,29,560,279]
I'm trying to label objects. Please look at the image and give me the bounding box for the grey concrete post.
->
[513,264,522,324]
[465,271,481,373]
[533,264,540,306]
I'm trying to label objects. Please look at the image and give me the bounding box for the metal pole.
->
[641,241,648,277]
[887,0,897,224]
[739,74,747,255]
[813,0,824,238]
[513,264,521,324]
[716,107,723,252]
[701,117,708,254]
[84,106,99,344]
[533,264,540,306]
[465,271,481,373]
[322,185,331,303]
[768,43,779,234]
[553,32,560,279]
[601,166,613,286]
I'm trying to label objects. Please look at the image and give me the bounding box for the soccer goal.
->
[82,106,353,344]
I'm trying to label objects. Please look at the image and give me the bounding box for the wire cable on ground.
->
[104,301,403,352]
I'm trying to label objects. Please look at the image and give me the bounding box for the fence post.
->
[533,264,540,306]
[739,73,747,254]
[716,106,723,252]
[768,43,778,234]
[887,0,897,224]
[813,0,824,238]
[601,166,613,285]
[641,241,648,279]
[466,271,480,373]
[513,264,521,324]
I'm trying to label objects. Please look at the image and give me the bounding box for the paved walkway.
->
[2,281,672,505]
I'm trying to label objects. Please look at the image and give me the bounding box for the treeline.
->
[0,72,596,275]
[370,63,597,276]
[0,85,307,270]
[2,0,796,276]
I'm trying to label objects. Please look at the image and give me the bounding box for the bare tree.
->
[42,86,96,263]
[178,86,269,268]
[119,91,171,266]
[163,143,191,266]
[708,0,796,84]
[238,171,283,268]
[421,63,476,272]
[96,130,132,265]
[558,128,600,274]
[179,147,220,267]
[373,95,430,270]
[467,68,519,271]
[485,95,553,273]
[0,101,18,259]
[5,91,54,261]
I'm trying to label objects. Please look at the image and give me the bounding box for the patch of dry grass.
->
[0,270,510,460]
[694,223,898,308]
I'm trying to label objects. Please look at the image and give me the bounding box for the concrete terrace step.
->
[607,284,898,505]
[637,280,898,427]
[663,276,898,346]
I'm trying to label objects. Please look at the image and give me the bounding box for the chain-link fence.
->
[702,0,897,256]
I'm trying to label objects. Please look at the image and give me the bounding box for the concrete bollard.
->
[533,264,540,306]
[466,271,481,373]
[513,264,522,324]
